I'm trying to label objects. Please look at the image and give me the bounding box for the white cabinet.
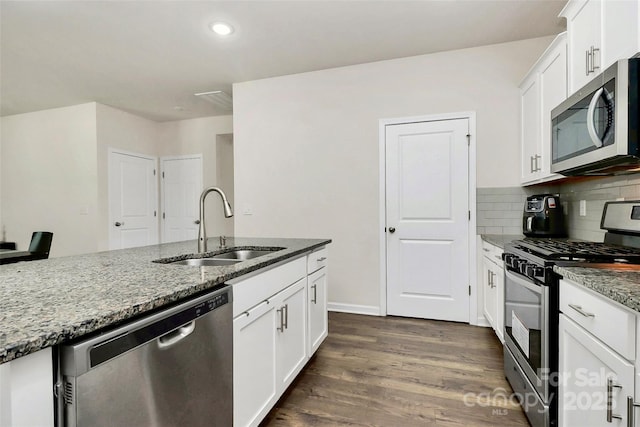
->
[233,248,330,427]
[0,348,54,427]
[559,315,634,426]
[519,33,567,185]
[276,279,308,390]
[561,0,640,93]
[233,300,278,427]
[480,240,504,342]
[558,278,639,426]
[308,267,328,355]
[307,247,328,355]
[234,275,307,427]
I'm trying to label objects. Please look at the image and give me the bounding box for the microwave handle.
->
[587,87,605,148]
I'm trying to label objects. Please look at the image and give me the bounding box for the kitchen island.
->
[0,236,329,363]
[0,236,330,426]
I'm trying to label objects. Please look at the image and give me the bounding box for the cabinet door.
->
[602,0,640,69]
[559,315,634,427]
[481,256,497,331]
[234,301,278,427]
[276,278,308,391]
[567,0,602,92]
[520,74,540,183]
[494,265,504,343]
[308,267,328,355]
[539,36,567,181]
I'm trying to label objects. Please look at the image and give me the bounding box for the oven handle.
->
[505,269,543,294]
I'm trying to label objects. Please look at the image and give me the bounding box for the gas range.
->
[502,200,640,427]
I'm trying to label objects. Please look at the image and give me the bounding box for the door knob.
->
[388,227,396,233]
[194,220,201,225]
[114,221,124,227]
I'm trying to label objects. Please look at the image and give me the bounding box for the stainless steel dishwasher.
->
[58,285,232,427]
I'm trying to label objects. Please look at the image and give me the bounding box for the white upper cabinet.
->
[519,33,567,185]
[561,0,640,93]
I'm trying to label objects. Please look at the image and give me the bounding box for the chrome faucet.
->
[198,187,233,253]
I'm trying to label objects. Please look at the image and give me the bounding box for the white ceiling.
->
[1,0,567,122]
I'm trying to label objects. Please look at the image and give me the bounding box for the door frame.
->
[107,147,159,249]
[159,154,203,243]
[378,112,478,324]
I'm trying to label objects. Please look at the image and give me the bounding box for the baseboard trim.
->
[475,316,491,328]
[328,302,381,316]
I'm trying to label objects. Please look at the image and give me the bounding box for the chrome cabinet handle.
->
[311,284,317,304]
[530,156,535,173]
[317,256,327,262]
[568,303,595,318]
[607,378,622,422]
[114,221,124,227]
[483,248,491,253]
[283,304,289,330]
[586,49,590,75]
[628,396,640,427]
[591,46,600,72]
[535,155,541,172]
[277,306,285,332]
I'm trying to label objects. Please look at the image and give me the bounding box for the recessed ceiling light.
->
[210,22,234,36]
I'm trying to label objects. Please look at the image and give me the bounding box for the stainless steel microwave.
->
[551,57,639,176]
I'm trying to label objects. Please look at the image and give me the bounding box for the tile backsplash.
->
[477,174,640,241]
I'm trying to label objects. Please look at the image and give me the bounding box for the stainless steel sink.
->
[212,249,279,261]
[160,246,284,267]
[171,258,241,267]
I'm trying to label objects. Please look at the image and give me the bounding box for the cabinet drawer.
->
[307,247,328,274]
[560,279,636,360]
[232,257,306,317]
[481,241,503,266]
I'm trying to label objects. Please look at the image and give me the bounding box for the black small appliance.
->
[523,194,566,237]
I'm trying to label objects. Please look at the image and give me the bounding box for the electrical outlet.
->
[579,200,586,217]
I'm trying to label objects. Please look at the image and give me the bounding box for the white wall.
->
[216,133,234,237]
[0,103,99,256]
[157,116,234,240]
[233,36,554,311]
[1,104,233,256]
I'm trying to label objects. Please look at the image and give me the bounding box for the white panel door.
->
[108,150,158,250]
[161,156,202,243]
[386,118,470,322]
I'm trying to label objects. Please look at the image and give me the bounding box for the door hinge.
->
[162,212,165,219]
[153,169,156,176]
[468,210,471,220]
[162,171,165,178]
[469,285,471,296]
[466,134,471,146]
[154,210,157,217]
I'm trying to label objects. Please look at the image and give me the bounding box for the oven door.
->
[504,268,550,402]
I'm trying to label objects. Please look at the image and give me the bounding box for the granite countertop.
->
[481,234,524,250]
[554,265,640,313]
[0,236,330,364]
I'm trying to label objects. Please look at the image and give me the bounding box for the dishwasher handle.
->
[157,321,196,348]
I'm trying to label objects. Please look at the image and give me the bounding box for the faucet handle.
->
[219,235,227,248]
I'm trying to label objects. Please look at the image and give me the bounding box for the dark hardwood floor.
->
[261,312,530,427]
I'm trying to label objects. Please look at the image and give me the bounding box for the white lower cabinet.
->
[234,277,307,427]
[480,241,504,342]
[276,279,308,390]
[307,264,328,355]
[233,300,278,427]
[234,247,329,427]
[559,279,638,427]
[559,315,634,427]
[0,348,54,427]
